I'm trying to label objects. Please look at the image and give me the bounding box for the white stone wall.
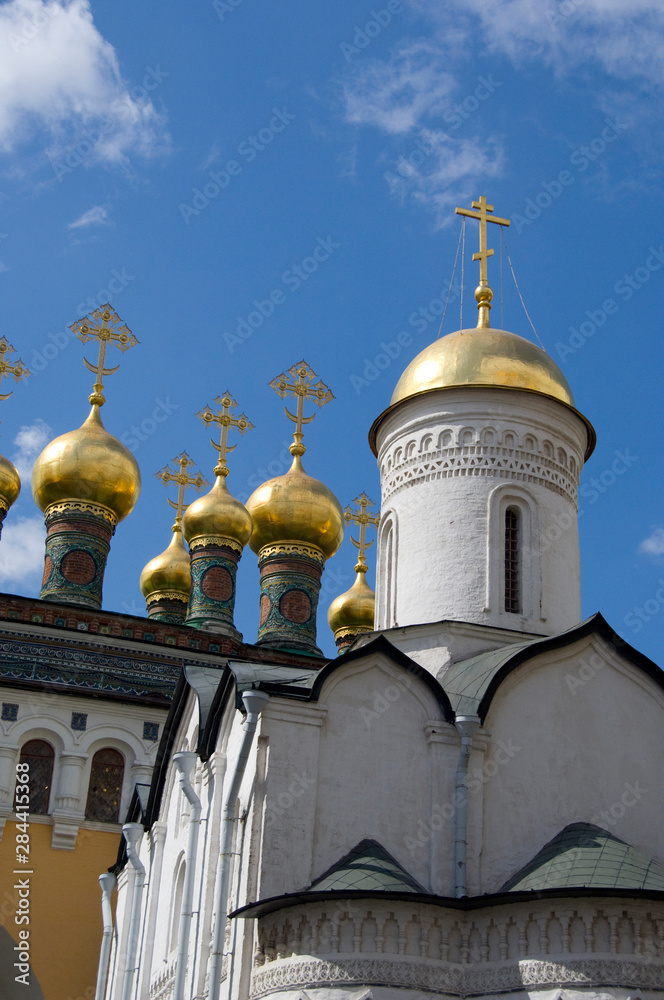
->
[107,633,664,1000]
[475,634,664,895]
[374,388,589,636]
[257,652,459,901]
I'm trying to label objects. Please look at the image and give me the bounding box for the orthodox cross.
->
[0,338,30,403]
[455,196,510,328]
[344,493,380,572]
[70,304,139,406]
[269,361,333,456]
[197,393,254,478]
[156,452,208,527]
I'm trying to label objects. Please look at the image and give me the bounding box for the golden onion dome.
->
[391,327,575,407]
[246,454,344,559]
[327,569,375,637]
[32,405,140,521]
[139,525,191,601]
[0,453,20,513]
[182,474,252,548]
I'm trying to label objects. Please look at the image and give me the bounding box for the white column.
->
[0,745,18,811]
[53,753,87,815]
[138,821,168,1000]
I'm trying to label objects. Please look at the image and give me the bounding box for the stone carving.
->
[251,898,664,998]
[381,424,580,504]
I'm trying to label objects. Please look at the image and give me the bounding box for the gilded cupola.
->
[140,453,208,624]
[327,494,380,652]
[371,196,595,460]
[182,393,253,640]
[32,305,141,609]
[245,361,343,655]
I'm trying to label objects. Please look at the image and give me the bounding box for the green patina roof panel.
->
[309,840,425,894]
[501,823,664,892]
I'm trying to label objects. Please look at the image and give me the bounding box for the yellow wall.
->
[0,820,120,1000]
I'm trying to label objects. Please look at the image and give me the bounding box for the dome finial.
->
[455,195,511,329]
[155,451,209,529]
[197,392,254,478]
[0,337,30,536]
[0,336,30,402]
[69,304,138,407]
[141,453,208,622]
[329,493,381,652]
[344,492,381,575]
[268,360,333,457]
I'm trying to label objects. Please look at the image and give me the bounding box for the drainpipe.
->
[208,689,270,1000]
[454,715,480,898]
[172,752,202,1000]
[121,823,146,1000]
[94,872,116,1000]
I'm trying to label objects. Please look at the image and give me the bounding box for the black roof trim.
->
[477,611,664,721]
[309,634,455,723]
[231,884,664,920]
[197,664,235,761]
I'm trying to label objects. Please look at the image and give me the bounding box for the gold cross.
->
[455,196,510,328]
[70,304,139,406]
[269,361,333,456]
[156,452,209,526]
[0,338,30,403]
[197,392,254,478]
[344,493,380,572]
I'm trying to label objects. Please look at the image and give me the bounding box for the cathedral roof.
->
[308,840,425,894]
[391,327,576,408]
[443,612,664,721]
[501,824,664,893]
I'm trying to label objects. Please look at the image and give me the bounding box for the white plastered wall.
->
[374,387,589,637]
[257,652,460,900]
[474,634,664,894]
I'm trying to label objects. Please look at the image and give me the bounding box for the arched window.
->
[15,739,54,815]
[85,748,125,823]
[377,512,397,630]
[170,860,186,953]
[504,507,521,614]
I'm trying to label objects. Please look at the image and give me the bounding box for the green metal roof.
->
[501,823,664,892]
[309,840,425,893]
[442,636,539,716]
[441,612,664,720]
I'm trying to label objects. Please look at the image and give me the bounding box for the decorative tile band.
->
[186,543,242,637]
[40,507,114,609]
[256,549,324,654]
[146,592,188,625]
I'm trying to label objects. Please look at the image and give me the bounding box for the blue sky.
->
[0,0,663,662]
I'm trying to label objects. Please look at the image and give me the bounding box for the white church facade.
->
[101,199,664,1000]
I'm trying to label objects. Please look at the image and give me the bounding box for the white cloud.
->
[12,418,51,483]
[0,0,169,164]
[386,130,504,227]
[639,528,664,557]
[68,205,108,229]
[410,0,664,88]
[0,515,45,587]
[343,41,457,135]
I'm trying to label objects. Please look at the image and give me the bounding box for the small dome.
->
[327,570,375,637]
[0,454,20,513]
[140,526,191,601]
[32,405,140,521]
[246,454,344,559]
[182,474,252,548]
[391,327,575,408]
